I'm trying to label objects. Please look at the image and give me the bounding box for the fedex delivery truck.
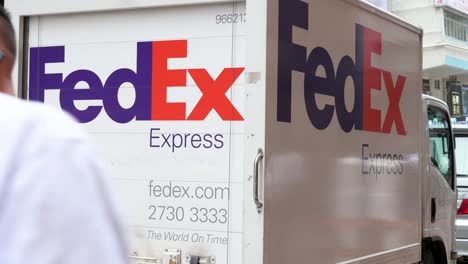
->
[8,0,458,263]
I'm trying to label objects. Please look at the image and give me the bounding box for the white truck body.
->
[7,0,457,263]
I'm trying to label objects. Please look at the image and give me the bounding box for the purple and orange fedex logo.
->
[277,0,407,136]
[29,40,245,123]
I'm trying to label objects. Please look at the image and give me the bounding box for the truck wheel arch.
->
[422,237,448,264]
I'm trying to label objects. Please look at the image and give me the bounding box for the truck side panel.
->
[264,0,422,263]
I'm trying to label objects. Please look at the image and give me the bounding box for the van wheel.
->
[422,247,435,264]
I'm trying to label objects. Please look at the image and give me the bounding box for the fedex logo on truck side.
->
[29,40,245,123]
[277,0,407,135]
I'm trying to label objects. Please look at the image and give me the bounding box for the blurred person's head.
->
[0,7,15,96]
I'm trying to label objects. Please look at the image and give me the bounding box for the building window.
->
[423,79,430,94]
[445,10,468,42]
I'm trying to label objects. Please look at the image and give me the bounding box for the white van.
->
[452,126,468,260]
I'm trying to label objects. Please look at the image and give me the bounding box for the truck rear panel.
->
[26,2,248,263]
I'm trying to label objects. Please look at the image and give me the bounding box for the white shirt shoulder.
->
[0,94,128,264]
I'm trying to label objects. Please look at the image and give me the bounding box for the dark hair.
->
[0,7,15,57]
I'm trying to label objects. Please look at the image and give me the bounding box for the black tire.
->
[423,247,435,264]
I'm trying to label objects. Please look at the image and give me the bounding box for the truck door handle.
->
[253,149,264,213]
[431,198,436,223]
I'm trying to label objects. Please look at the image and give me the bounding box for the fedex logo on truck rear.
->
[29,40,244,123]
[277,0,407,135]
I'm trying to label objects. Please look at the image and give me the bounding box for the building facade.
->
[391,0,468,123]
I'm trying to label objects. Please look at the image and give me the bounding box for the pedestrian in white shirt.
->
[0,7,128,264]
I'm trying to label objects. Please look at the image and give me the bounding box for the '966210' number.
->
[216,13,246,24]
